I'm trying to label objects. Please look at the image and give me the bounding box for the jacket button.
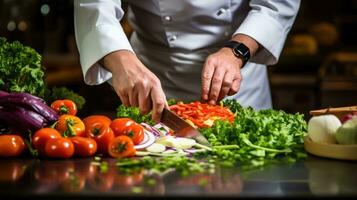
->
[164,16,172,21]
[217,8,227,16]
[169,35,177,42]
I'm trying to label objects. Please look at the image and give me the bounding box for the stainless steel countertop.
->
[0,155,356,199]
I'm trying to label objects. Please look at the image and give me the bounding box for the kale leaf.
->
[0,37,45,97]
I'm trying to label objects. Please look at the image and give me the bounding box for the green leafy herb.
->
[115,99,308,174]
[45,86,86,109]
[0,37,45,97]
[116,105,153,124]
[199,99,307,168]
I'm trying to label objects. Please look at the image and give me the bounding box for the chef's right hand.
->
[101,50,168,122]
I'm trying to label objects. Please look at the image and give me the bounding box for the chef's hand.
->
[101,50,168,122]
[201,34,259,105]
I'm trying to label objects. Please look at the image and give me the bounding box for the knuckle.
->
[212,76,221,83]
[202,73,212,80]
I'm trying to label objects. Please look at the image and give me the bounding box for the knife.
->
[160,108,211,146]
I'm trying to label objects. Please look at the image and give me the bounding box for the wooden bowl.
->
[304,136,357,160]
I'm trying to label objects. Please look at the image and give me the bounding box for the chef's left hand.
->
[201,34,259,105]
[201,48,243,105]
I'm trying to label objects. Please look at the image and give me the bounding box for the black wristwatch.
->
[224,41,251,67]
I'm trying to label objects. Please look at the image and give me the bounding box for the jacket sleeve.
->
[74,0,133,85]
[234,0,300,65]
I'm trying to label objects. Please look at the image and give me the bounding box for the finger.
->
[208,68,224,105]
[228,78,241,96]
[116,88,130,107]
[128,87,139,107]
[150,87,165,123]
[201,60,215,102]
[217,71,235,102]
[138,87,151,115]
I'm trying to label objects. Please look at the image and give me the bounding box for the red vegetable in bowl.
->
[341,112,357,124]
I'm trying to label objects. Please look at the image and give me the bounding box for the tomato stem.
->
[59,105,69,114]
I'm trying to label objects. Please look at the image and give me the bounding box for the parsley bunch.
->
[0,37,45,97]
[200,99,307,167]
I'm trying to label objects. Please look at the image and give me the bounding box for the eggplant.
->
[0,105,48,133]
[0,90,8,98]
[0,92,58,123]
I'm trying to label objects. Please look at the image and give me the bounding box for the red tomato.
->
[51,99,78,116]
[108,136,136,158]
[83,115,112,127]
[45,138,74,159]
[122,124,144,145]
[86,121,114,155]
[110,118,135,136]
[70,136,97,157]
[56,114,85,137]
[32,128,62,156]
[0,135,25,157]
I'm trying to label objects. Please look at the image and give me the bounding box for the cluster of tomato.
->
[0,99,145,159]
[170,101,235,128]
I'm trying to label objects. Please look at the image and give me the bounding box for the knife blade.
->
[160,108,211,146]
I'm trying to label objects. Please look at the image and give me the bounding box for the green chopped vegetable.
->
[45,86,86,109]
[0,37,45,97]
[115,99,308,174]
[199,99,307,167]
[116,105,153,124]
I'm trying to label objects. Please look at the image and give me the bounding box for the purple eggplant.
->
[0,90,8,98]
[0,92,58,123]
[0,105,48,133]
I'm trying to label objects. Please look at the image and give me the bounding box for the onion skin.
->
[341,112,357,124]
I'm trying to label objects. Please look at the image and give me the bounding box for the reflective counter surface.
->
[0,155,356,199]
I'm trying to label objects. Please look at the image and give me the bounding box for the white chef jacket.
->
[74,0,300,110]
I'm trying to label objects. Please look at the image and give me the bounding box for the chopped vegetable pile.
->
[170,101,234,128]
[113,99,308,174]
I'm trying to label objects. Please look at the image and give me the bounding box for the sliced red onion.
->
[141,122,162,138]
[134,130,156,150]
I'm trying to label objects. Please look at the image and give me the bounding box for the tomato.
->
[70,136,97,157]
[56,114,85,137]
[122,124,144,145]
[86,121,114,155]
[51,99,78,116]
[0,135,25,157]
[32,128,62,156]
[108,136,136,158]
[45,138,74,159]
[110,118,135,136]
[83,115,112,127]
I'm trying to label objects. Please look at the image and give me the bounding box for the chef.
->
[74,0,300,122]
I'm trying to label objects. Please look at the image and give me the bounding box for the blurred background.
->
[1,0,357,119]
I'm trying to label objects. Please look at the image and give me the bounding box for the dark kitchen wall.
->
[1,0,357,118]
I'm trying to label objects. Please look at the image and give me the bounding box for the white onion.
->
[308,114,341,144]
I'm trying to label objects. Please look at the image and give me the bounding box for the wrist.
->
[101,50,135,73]
[223,41,250,67]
